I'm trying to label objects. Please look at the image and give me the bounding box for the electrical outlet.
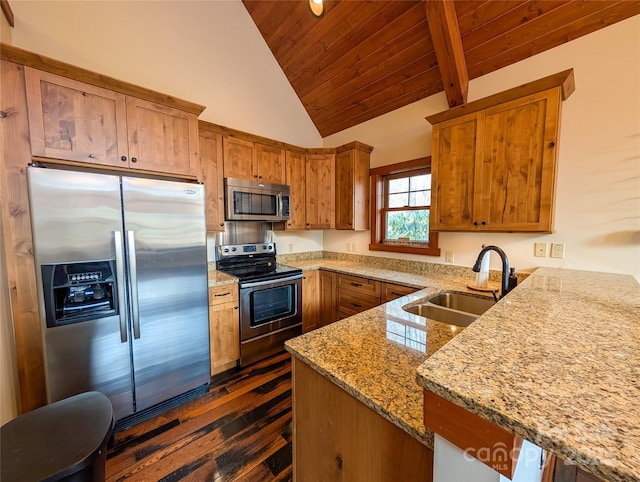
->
[444,250,454,263]
[346,242,351,252]
[352,243,357,252]
[534,242,547,257]
[550,243,565,259]
[288,243,294,253]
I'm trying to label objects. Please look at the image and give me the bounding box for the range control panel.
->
[217,242,275,259]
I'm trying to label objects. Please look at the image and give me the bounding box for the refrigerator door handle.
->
[126,230,141,339]
[114,231,128,343]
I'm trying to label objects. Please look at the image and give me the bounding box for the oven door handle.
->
[277,192,284,218]
[239,273,303,289]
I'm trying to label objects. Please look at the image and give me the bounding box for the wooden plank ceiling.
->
[243,0,640,137]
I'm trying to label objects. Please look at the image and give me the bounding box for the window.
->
[369,157,440,256]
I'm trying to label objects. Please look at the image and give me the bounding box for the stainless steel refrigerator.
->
[27,166,210,423]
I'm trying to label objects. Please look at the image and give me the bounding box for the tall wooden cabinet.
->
[428,70,574,233]
[198,122,225,231]
[305,153,336,229]
[222,136,286,184]
[285,150,307,230]
[25,68,199,178]
[335,142,372,230]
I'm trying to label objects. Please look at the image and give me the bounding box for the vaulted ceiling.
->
[243,0,640,137]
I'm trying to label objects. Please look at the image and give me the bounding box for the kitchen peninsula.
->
[283,260,639,482]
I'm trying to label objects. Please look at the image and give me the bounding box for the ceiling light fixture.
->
[309,0,324,18]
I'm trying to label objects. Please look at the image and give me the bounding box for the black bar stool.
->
[1,391,114,481]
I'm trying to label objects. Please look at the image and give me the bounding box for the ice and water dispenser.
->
[41,260,118,328]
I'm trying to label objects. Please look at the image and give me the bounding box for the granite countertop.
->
[207,264,239,287]
[416,267,640,482]
[284,259,494,448]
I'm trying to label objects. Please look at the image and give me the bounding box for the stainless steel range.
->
[215,242,302,366]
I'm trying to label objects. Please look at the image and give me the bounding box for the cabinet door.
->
[209,300,240,376]
[336,149,370,230]
[223,137,254,180]
[126,97,199,177]
[199,128,225,231]
[25,67,129,168]
[318,270,337,326]
[255,143,286,183]
[302,270,320,333]
[430,111,484,231]
[477,89,560,232]
[286,150,306,230]
[305,154,335,229]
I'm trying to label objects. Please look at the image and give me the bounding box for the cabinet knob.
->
[254,175,258,178]
[131,157,138,163]
[473,221,478,226]
[481,221,486,225]
[548,141,556,148]
[234,306,239,310]
[219,223,224,227]
[258,175,263,179]
[121,156,127,162]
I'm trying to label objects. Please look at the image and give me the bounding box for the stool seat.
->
[1,391,113,482]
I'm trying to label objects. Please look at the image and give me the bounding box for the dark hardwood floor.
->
[106,352,293,482]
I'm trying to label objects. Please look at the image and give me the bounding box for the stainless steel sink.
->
[426,291,495,316]
[403,291,496,327]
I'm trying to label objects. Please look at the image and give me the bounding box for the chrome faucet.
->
[472,245,513,299]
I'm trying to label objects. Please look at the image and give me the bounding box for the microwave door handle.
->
[113,231,128,343]
[277,192,283,218]
[126,230,141,339]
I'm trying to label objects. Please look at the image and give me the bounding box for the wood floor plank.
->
[106,353,293,482]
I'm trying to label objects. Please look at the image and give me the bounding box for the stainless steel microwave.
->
[224,177,291,222]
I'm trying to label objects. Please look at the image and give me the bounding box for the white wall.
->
[324,16,640,280]
[8,0,321,147]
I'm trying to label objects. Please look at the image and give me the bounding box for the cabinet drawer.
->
[336,290,380,317]
[337,273,381,297]
[208,284,239,305]
[382,282,417,301]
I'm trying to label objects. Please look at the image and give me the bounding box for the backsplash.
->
[277,251,530,284]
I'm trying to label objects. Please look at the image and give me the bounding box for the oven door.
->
[239,274,302,342]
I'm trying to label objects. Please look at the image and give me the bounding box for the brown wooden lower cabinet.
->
[551,455,606,482]
[208,284,240,376]
[293,358,433,481]
[302,270,320,333]
[318,270,337,327]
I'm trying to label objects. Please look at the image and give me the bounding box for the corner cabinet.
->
[428,70,574,233]
[335,142,372,231]
[198,122,225,231]
[305,153,335,229]
[285,150,307,230]
[25,67,200,178]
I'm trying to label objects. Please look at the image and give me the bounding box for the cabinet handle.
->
[351,302,362,308]
[473,221,478,226]
[258,175,263,179]
[131,157,138,163]
[548,141,556,148]
[481,221,486,225]
[214,292,230,297]
[220,223,224,227]
[351,282,362,287]
[234,306,239,310]
[254,175,258,178]
[391,291,403,296]
[88,154,96,159]
[121,156,127,162]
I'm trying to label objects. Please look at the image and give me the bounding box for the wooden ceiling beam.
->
[424,0,468,107]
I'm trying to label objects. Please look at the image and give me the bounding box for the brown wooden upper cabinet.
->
[305,153,336,229]
[25,67,199,178]
[198,122,225,231]
[428,70,574,233]
[285,150,307,230]
[222,136,286,184]
[335,142,372,231]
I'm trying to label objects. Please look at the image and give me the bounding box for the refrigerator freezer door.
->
[27,167,135,420]
[121,177,210,412]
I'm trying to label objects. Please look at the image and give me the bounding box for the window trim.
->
[369,157,440,256]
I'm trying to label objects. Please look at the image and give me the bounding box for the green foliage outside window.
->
[386,210,430,242]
